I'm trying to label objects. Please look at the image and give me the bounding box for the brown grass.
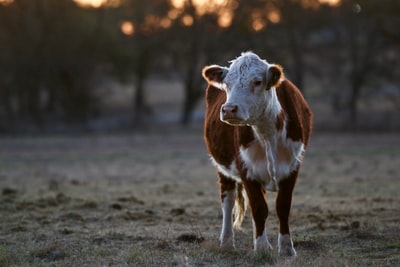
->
[0,128,399,266]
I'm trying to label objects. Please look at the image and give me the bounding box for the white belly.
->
[210,138,305,189]
[240,138,304,185]
[210,157,242,183]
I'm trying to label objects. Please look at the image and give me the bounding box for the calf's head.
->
[202,52,283,126]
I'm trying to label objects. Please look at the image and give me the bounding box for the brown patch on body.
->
[276,138,293,164]
[276,79,313,145]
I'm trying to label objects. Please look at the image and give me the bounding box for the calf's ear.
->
[202,65,228,88]
[266,64,283,89]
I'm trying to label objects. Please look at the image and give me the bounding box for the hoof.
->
[220,237,235,249]
[254,234,273,255]
[278,234,297,257]
[280,246,297,257]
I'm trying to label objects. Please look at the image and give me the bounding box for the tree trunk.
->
[134,73,146,124]
[133,47,151,125]
[348,75,362,126]
[180,18,203,125]
[287,26,304,92]
[347,16,377,126]
[181,72,202,125]
[283,0,305,94]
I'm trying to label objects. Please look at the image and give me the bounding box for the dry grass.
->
[1,127,399,266]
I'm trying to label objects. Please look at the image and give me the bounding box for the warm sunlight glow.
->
[170,0,185,9]
[218,10,233,28]
[181,14,194,26]
[0,0,13,5]
[319,0,341,6]
[124,15,173,35]
[268,11,281,24]
[120,21,135,36]
[168,9,181,20]
[302,0,342,9]
[74,0,105,8]
[160,18,172,29]
[74,0,121,8]
[171,0,231,14]
[251,12,266,32]
[169,0,341,29]
[171,0,235,28]
[192,0,229,15]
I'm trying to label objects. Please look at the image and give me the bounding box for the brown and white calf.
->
[202,52,312,256]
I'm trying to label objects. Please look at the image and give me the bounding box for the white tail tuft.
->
[233,183,248,228]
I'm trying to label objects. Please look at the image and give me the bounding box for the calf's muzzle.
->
[221,103,240,123]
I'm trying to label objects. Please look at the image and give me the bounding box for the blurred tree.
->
[0,0,398,132]
[221,0,323,93]
[0,0,119,130]
[169,1,222,125]
[378,0,400,44]
[269,0,331,94]
[329,0,399,126]
[116,0,171,125]
[276,0,307,91]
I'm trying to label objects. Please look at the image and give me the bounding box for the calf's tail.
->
[233,183,247,229]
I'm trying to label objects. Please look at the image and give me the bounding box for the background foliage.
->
[0,0,399,132]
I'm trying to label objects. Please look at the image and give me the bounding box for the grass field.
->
[0,127,399,266]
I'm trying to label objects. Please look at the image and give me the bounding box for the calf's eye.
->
[253,80,262,86]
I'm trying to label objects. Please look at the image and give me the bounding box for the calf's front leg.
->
[243,179,272,254]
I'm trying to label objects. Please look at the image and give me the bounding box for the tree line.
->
[0,0,399,132]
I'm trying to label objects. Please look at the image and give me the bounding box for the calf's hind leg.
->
[218,173,236,247]
[276,169,298,256]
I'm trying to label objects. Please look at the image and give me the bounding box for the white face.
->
[203,52,283,125]
[221,55,271,125]
[202,52,282,126]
